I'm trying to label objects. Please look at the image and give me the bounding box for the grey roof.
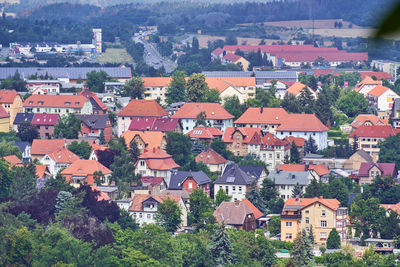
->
[202,71,253,77]
[76,114,109,129]
[215,163,255,185]
[269,171,310,186]
[0,67,131,80]
[224,164,265,179]
[13,113,34,125]
[354,149,373,163]
[14,141,30,152]
[393,98,400,112]
[254,71,298,79]
[169,171,211,190]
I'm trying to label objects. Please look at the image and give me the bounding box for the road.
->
[133,36,177,73]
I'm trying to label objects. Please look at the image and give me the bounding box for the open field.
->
[240,19,361,29]
[97,48,133,64]
[197,35,287,48]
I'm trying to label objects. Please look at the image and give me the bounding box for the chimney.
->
[319,196,323,199]
[260,106,263,113]
[148,190,151,195]
[305,162,309,171]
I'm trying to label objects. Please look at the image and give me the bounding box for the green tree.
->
[304,178,323,197]
[121,77,145,99]
[337,91,369,118]
[189,188,215,228]
[99,131,106,145]
[85,70,110,93]
[291,182,303,197]
[17,121,39,143]
[5,227,33,266]
[290,229,313,267]
[378,134,400,169]
[290,141,301,163]
[186,73,209,102]
[54,114,81,139]
[211,224,235,267]
[223,95,244,119]
[67,140,91,159]
[304,136,318,154]
[325,179,349,207]
[9,164,37,202]
[0,140,22,158]
[308,225,315,244]
[165,132,193,166]
[260,178,278,201]
[155,198,182,233]
[327,228,341,249]
[215,188,231,206]
[205,89,221,103]
[281,93,302,113]
[166,70,186,104]
[298,87,315,114]
[268,216,281,236]
[191,36,199,54]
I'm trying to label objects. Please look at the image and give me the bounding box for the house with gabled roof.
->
[0,105,10,132]
[354,76,382,96]
[282,136,306,156]
[224,164,267,188]
[13,113,34,132]
[366,85,399,117]
[381,202,400,216]
[2,155,23,167]
[259,132,290,171]
[23,94,93,115]
[344,149,374,171]
[14,141,31,162]
[121,130,167,154]
[76,114,112,142]
[32,113,60,139]
[281,197,347,245]
[358,162,397,185]
[206,77,256,103]
[128,116,182,133]
[169,171,212,196]
[211,47,225,60]
[78,88,107,115]
[117,99,168,136]
[278,163,330,182]
[61,159,112,187]
[0,90,23,127]
[234,107,289,131]
[171,102,234,134]
[350,114,388,131]
[221,54,250,72]
[195,148,227,173]
[135,147,180,185]
[214,163,255,201]
[268,170,311,200]
[142,77,173,104]
[187,126,223,143]
[128,193,187,227]
[286,82,316,98]
[31,139,66,160]
[223,127,262,157]
[40,146,80,175]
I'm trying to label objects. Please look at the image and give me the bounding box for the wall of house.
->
[281,214,300,242]
[359,84,378,96]
[259,147,289,172]
[276,131,328,150]
[37,125,55,139]
[377,90,399,111]
[181,118,233,134]
[207,162,226,173]
[0,117,10,132]
[301,203,336,245]
[220,86,245,104]
[143,86,168,104]
[214,183,248,201]
[277,184,306,200]
[349,136,381,162]
[117,116,132,136]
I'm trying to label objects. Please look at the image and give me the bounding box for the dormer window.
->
[75,102,80,106]
[38,101,44,105]
[65,102,71,106]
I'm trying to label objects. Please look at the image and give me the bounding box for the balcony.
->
[281,214,302,220]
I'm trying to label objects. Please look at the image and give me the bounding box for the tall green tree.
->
[85,70,110,93]
[186,73,209,102]
[155,198,182,233]
[67,140,91,159]
[291,182,303,197]
[290,141,301,163]
[188,188,215,227]
[166,70,186,104]
[53,114,81,139]
[0,159,13,197]
[223,95,244,119]
[17,121,39,143]
[210,224,236,267]
[165,132,193,166]
[298,87,315,114]
[327,228,341,249]
[0,141,22,158]
[378,134,400,169]
[281,93,302,113]
[191,36,199,54]
[122,77,145,99]
[337,90,368,118]
[290,229,313,267]
[215,188,230,206]
[9,164,37,203]
[304,136,318,154]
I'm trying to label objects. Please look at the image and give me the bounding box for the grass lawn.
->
[97,48,133,64]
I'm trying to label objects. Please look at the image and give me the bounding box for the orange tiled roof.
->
[367,85,392,97]
[223,127,262,144]
[2,155,22,166]
[381,202,400,216]
[355,76,382,92]
[31,139,66,156]
[234,107,288,124]
[283,197,341,212]
[138,147,180,170]
[142,77,172,87]
[276,114,328,132]
[195,148,227,165]
[278,163,330,176]
[286,82,310,96]
[122,131,165,150]
[91,186,110,201]
[261,133,286,147]
[186,126,223,139]
[129,194,181,212]
[23,94,89,108]
[242,199,263,219]
[171,103,234,120]
[35,165,48,179]
[283,136,306,147]
[308,164,330,176]
[118,99,168,117]
[0,90,19,104]
[61,159,112,177]
[46,147,80,164]
[205,77,256,94]
[351,114,388,129]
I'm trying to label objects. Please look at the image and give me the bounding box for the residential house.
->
[171,103,234,134]
[286,82,317,98]
[280,197,347,245]
[343,150,374,170]
[13,113,34,132]
[234,107,289,132]
[223,127,262,157]
[0,90,23,127]
[135,147,180,185]
[128,116,182,133]
[358,162,397,185]
[381,202,400,216]
[117,99,169,136]
[78,88,108,115]
[214,199,263,231]
[187,126,223,143]
[282,136,306,156]
[35,164,51,180]
[259,133,290,171]
[221,54,250,71]
[23,94,93,115]
[26,80,61,94]
[121,131,167,154]
[354,76,382,96]
[0,105,10,132]
[40,146,80,175]
[2,155,23,167]
[268,170,311,200]
[262,80,293,99]
[141,176,168,193]
[30,139,66,161]
[223,164,268,188]
[350,114,388,131]
[211,48,224,60]
[169,171,212,196]
[129,194,187,227]
[206,77,256,103]
[61,159,112,186]
[278,163,330,182]
[76,114,113,142]
[142,77,172,104]
[391,98,400,128]
[348,125,399,162]
[14,141,31,162]
[31,113,60,139]
[366,85,399,119]
[88,144,109,161]
[195,148,227,173]
[214,164,255,201]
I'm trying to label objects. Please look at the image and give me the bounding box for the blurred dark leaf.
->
[376,1,400,37]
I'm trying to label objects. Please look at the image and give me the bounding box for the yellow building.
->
[0,106,10,132]
[222,53,250,71]
[280,197,348,245]
[0,90,23,129]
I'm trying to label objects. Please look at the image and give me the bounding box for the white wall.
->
[276,131,328,150]
[214,183,247,201]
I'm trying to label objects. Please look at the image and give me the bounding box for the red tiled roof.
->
[223,53,242,62]
[24,94,89,108]
[138,147,180,170]
[242,199,263,219]
[32,113,60,126]
[286,82,311,96]
[0,90,19,104]
[355,76,382,92]
[61,159,112,176]
[367,85,392,97]
[118,99,168,117]
[348,125,400,138]
[308,164,330,176]
[283,136,306,147]
[278,164,305,172]
[234,107,288,124]
[78,88,107,112]
[195,148,227,165]
[381,202,400,216]
[142,77,172,87]
[214,200,255,225]
[128,116,180,132]
[276,114,328,132]
[129,194,181,212]
[171,103,234,120]
[358,162,396,177]
[122,131,165,151]
[223,127,262,144]
[206,77,256,94]
[91,185,110,201]
[141,176,164,186]
[283,197,341,212]
[2,155,22,166]
[187,126,223,139]
[360,72,392,80]
[351,114,388,129]
[31,139,65,155]
[261,132,286,147]
[313,70,341,77]
[46,147,80,164]
[0,105,9,118]
[212,48,224,56]
[35,164,48,179]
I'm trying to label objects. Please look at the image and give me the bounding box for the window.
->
[238,186,242,192]
[286,222,292,227]
[277,153,280,159]
[140,160,145,166]
[321,210,326,216]
[320,232,327,238]
[281,195,285,199]
[281,185,285,190]
[285,233,292,239]
[147,214,151,219]
[139,213,143,218]
[225,186,229,194]
[233,186,236,191]
[188,182,193,189]
[269,153,272,159]
[305,217,309,224]
[321,220,327,227]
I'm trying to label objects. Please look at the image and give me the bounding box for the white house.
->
[268,171,311,200]
[40,147,80,175]
[367,85,399,112]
